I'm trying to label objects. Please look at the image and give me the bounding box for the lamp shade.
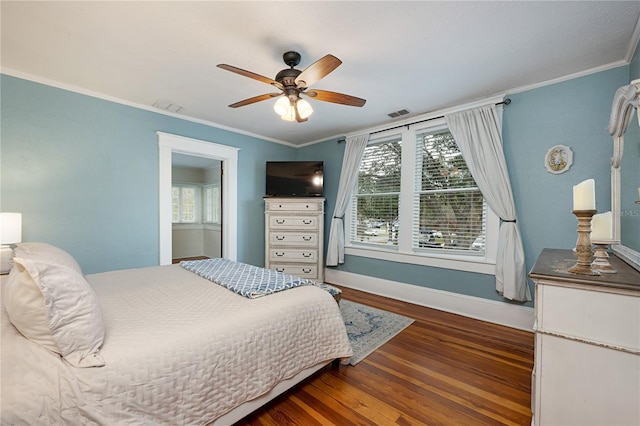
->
[273,97,291,116]
[0,213,22,245]
[296,99,313,119]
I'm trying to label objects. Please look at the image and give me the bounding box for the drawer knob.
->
[276,235,285,241]
[276,219,286,224]
[276,268,285,272]
[302,236,312,241]
[303,268,311,273]
[303,252,312,258]
[275,252,285,257]
[303,219,312,225]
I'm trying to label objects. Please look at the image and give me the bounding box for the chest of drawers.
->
[529,249,640,425]
[264,197,325,282]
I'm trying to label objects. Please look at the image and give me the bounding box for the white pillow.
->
[4,257,105,367]
[14,242,82,274]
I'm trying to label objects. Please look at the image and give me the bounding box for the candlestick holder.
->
[567,210,600,276]
[591,240,618,274]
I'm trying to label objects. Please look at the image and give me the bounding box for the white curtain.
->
[326,134,369,266]
[445,104,531,302]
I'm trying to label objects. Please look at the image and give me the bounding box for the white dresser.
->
[529,249,640,426]
[264,197,325,282]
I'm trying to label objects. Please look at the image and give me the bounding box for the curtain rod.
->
[338,98,511,143]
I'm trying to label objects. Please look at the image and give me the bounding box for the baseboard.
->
[324,269,534,332]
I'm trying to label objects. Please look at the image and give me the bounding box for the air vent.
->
[153,100,183,113]
[387,109,410,118]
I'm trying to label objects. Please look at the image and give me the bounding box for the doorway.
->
[158,132,239,265]
[171,154,222,262]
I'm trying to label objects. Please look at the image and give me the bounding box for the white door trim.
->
[158,132,240,265]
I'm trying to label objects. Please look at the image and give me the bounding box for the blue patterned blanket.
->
[180,258,314,298]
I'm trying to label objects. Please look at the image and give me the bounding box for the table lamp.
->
[0,212,22,274]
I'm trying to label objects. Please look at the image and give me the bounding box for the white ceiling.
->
[2,1,639,146]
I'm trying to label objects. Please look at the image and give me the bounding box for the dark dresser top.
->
[529,248,640,292]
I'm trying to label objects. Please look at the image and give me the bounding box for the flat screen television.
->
[266,161,324,197]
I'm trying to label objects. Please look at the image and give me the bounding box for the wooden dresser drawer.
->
[270,264,317,279]
[266,200,323,212]
[537,282,640,351]
[269,232,317,246]
[269,216,318,230]
[268,249,317,263]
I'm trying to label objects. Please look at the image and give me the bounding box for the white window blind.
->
[350,139,402,246]
[413,130,486,253]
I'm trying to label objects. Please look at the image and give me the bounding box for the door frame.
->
[158,132,239,265]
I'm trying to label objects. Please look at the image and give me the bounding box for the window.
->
[350,138,402,246]
[172,184,198,223]
[172,183,220,225]
[414,129,485,254]
[347,122,496,272]
[202,184,221,224]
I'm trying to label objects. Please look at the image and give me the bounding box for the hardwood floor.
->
[238,286,534,426]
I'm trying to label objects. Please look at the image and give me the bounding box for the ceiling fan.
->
[217,51,366,123]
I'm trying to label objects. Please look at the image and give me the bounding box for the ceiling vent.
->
[153,100,183,113]
[388,109,409,118]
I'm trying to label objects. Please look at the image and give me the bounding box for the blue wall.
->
[301,66,629,306]
[504,67,627,283]
[1,75,295,273]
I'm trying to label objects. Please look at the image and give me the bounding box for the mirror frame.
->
[608,79,640,271]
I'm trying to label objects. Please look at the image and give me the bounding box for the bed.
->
[1,243,353,425]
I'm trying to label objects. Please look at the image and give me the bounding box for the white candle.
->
[573,179,596,210]
[591,211,612,241]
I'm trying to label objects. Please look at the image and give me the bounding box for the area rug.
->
[340,300,414,365]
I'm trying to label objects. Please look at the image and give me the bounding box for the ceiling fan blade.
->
[305,89,366,107]
[294,54,342,89]
[217,64,284,91]
[228,93,281,108]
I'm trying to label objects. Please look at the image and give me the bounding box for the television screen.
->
[266,161,324,197]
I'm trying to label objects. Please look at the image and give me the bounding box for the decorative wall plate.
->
[545,145,573,174]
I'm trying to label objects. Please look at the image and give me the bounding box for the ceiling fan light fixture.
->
[274,97,313,121]
[281,111,296,121]
[276,98,296,121]
[274,96,291,116]
[297,99,313,119]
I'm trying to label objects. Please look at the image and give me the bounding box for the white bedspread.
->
[1,264,352,425]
